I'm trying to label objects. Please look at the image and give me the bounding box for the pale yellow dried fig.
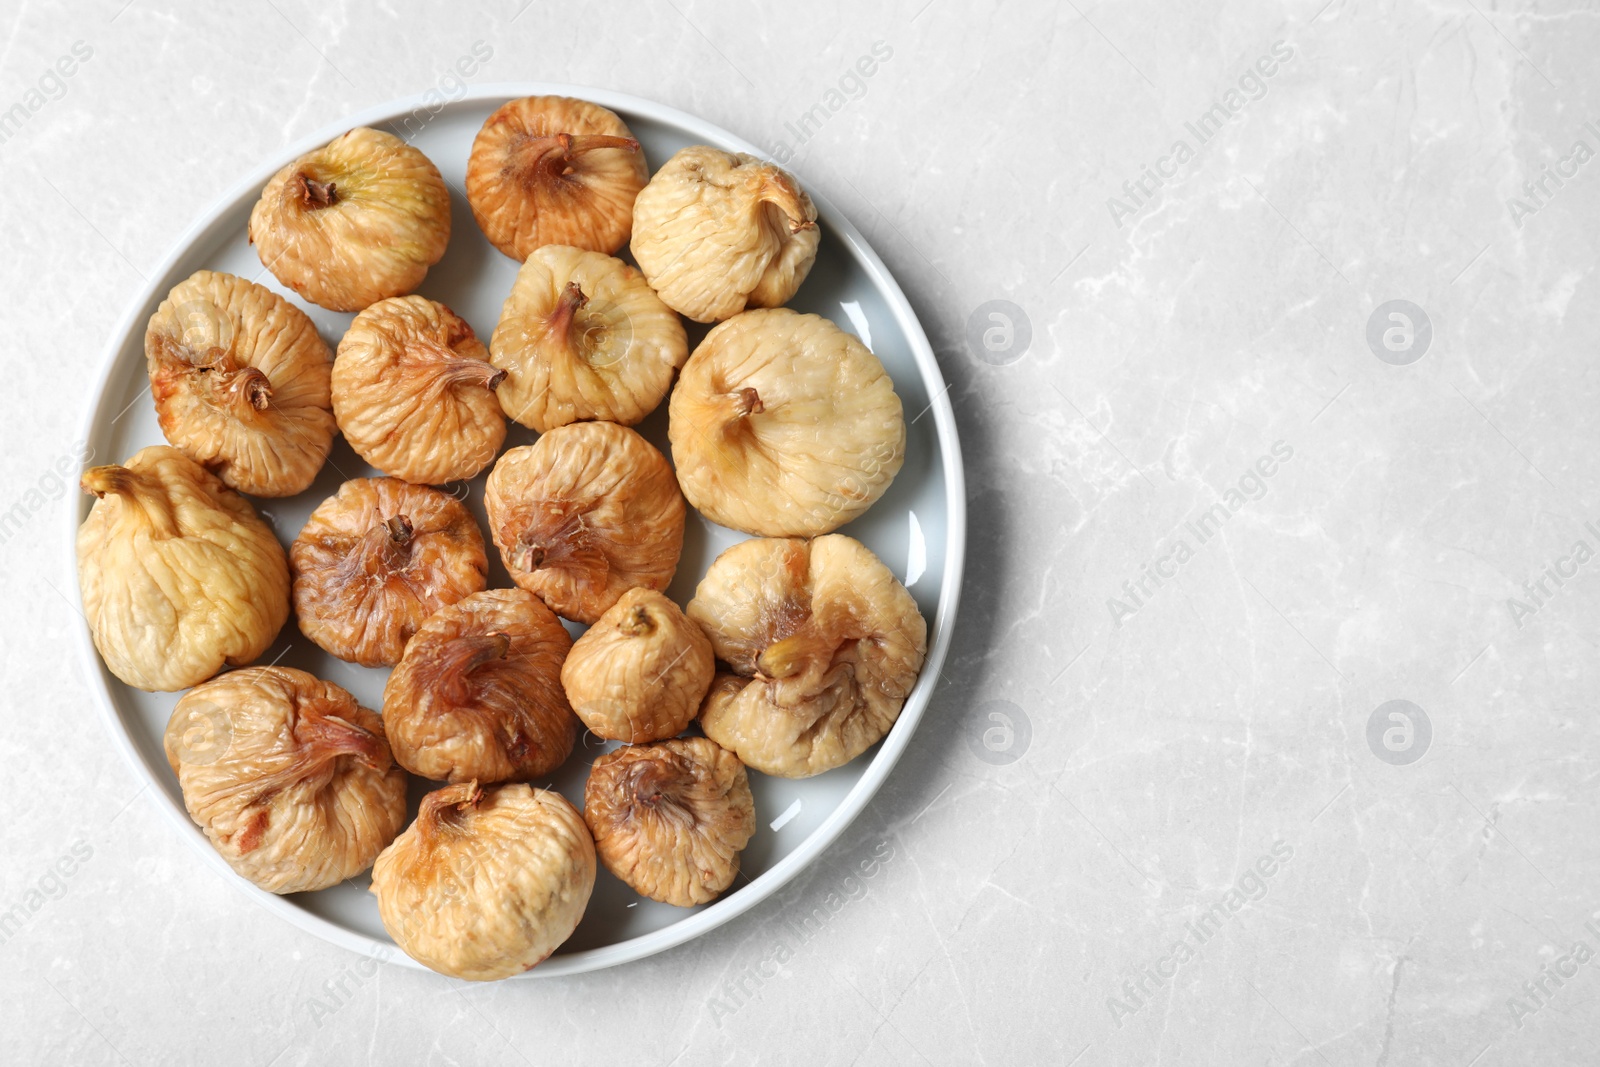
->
[489,245,686,432]
[583,737,754,907]
[466,95,647,260]
[248,127,450,312]
[372,781,595,980]
[164,667,406,893]
[484,422,684,624]
[332,296,506,484]
[690,535,926,778]
[670,308,904,536]
[146,269,335,497]
[383,589,576,784]
[77,446,289,692]
[291,477,488,667]
[631,145,819,323]
[560,588,713,743]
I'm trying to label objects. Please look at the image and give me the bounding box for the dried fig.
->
[465,95,647,260]
[630,145,819,323]
[383,589,577,784]
[164,667,407,894]
[560,588,713,743]
[669,308,905,536]
[484,422,684,624]
[690,535,927,778]
[77,446,289,692]
[371,781,595,980]
[332,296,506,484]
[145,269,336,497]
[583,737,754,907]
[248,127,450,312]
[489,245,687,432]
[291,477,488,667]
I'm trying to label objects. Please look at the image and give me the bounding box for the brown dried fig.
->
[164,667,407,894]
[630,145,819,323]
[690,535,926,778]
[77,446,289,692]
[371,781,595,980]
[383,589,576,784]
[669,308,905,536]
[291,477,487,667]
[560,588,713,743]
[465,96,647,261]
[332,296,506,484]
[248,127,450,312]
[489,245,687,432]
[484,422,684,624]
[583,737,755,907]
[146,269,335,497]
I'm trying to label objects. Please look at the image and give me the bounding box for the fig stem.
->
[225,367,273,412]
[546,281,589,344]
[756,632,819,679]
[754,169,815,233]
[295,709,391,774]
[151,336,273,414]
[562,133,640,155]
[715,387,764,433]
[203,704,391,822]
[80,465,137,498]
[407,326,504,393]
[296,173,339,208]
[440,359,507,391]
[619,755,697,829]
[418,780,483,843]
[511,506,589,574]
[336,513,414,585]
[733,387,764,416]
[513,133,640,186]
[619,605,655,638]
[80,465,182,539]
[431,632,513,706]
[623,756,675,804]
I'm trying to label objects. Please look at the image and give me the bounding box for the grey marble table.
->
[3,0,1597,1064]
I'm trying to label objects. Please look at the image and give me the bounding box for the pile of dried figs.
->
[77,95,928,981]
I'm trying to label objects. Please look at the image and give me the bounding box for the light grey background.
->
[3,0,1596,1064]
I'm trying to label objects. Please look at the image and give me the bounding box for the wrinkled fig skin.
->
[561,588,714,743]
[248,127,450,312]
[146,270,336,497]
[333,296,507,484]
[669,309,906,537]
[489,245,687,432]
[690,535,927,778]
[484,423,685,625]
[584,737,755,907]
[466,96,647,261]
[371,782,596,980]
[77,446,289,692]
[291,478,488,667]
[383,589,577,783]
[630,145,819,323]
[164,667,407,894]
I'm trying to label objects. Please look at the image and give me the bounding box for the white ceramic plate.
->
[67,84,965,976]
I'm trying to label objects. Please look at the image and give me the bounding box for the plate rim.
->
[65,81,967,977]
